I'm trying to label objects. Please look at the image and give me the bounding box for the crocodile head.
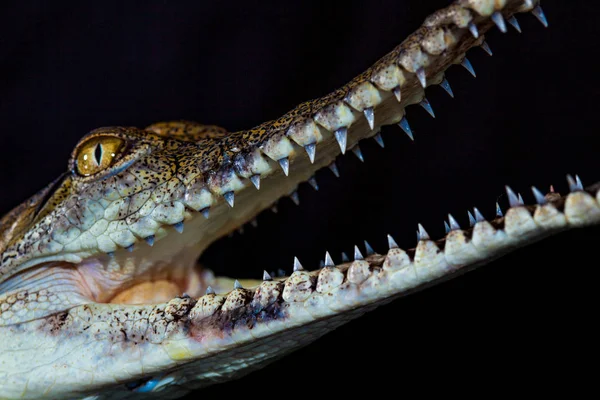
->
[1,1,598,398]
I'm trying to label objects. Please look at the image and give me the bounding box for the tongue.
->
[109,280,182,304]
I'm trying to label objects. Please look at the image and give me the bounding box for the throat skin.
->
[0,0,596,400]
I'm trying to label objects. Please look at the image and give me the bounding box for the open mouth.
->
[3,1,600,398]
[0,1,558,315]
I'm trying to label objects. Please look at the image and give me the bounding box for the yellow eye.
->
[75,136,125,176]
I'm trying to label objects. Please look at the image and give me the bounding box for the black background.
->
[0,0,598,397]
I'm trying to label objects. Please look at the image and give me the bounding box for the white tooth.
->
[324,251,335,267]
[447,214,460,231]
[387,234,398,249]
[352,145,365,162]
[416,67,427,88]
[290,191,300,206]
[492,11,507,33]
[468,211,476,227]
[505,186,523,207]
[417,223,430,240]
[353,245,364,261]
[334,128,348,154]
[364,107,375,130]
[468,22,479,38]
[224,191,235,207]
[305,143,316,164]
[531,186,546,205]
[473,207,485,222]
[250,174,261,190]
[173,221,184,234]
[293,256,304,272]
[278,158,290,176]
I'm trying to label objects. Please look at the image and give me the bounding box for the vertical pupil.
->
[94,143,103,165]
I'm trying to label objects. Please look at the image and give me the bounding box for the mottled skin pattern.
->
[0,0,597,398]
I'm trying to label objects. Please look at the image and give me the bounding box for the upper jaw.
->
[0,0,536,285]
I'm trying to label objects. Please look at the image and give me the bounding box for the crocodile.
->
[1,0,597,398]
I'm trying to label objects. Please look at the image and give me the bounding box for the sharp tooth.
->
[271,205,278,214]
[334,127,348,154]
[468,211,476,227]
[364,240,375,256]
[324,251,334,267]
[416,67,427,88]
[364,107,375,130]
[517,193,524,204]
[398,117,414,140]
[263,270,272,281]
[173,221,184,233]
[305,143,316,164]
[237,226,244,235]
[468,22,479,38]
[508,16,522,33]
[144,235,155,246]
[234,280,243,289]
[576,175,583,190]
[531,186,546,205]
[393,86,402,102]
[505,185,522,207]
[341,252,350,262]
[224,191,235,207]
[308,176,319,191]
[277,269,286,277]
[328,162,340,178]
[293,256,304,272]
[374,132,385,148]
[444,221,450,234]
[290,191,300,206]
[419,98,435,118]
[250,219,258,228]
[496,202,503,217]
[439,77,454,98]
[387,234,398,249]
[448,214,461,231]
[524,0,533,8]
[354,245,364,261]
[201,208,210,219]
[481,41,493,56]
[352,145,365,162]
[250,174,261,190]
[206,286,215,295]
[461,58,476,77]
[532,5,548,27]
[567,174,583,191]
[417,223,430,240]
[279,158,290,176]
[492,11,507,33]
[473,207,485,222]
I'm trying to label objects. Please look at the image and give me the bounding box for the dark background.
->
[0,0,597,397]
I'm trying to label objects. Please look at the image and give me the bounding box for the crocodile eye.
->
[75,136,125,176]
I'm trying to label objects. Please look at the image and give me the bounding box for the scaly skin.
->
[0,1,597,398]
